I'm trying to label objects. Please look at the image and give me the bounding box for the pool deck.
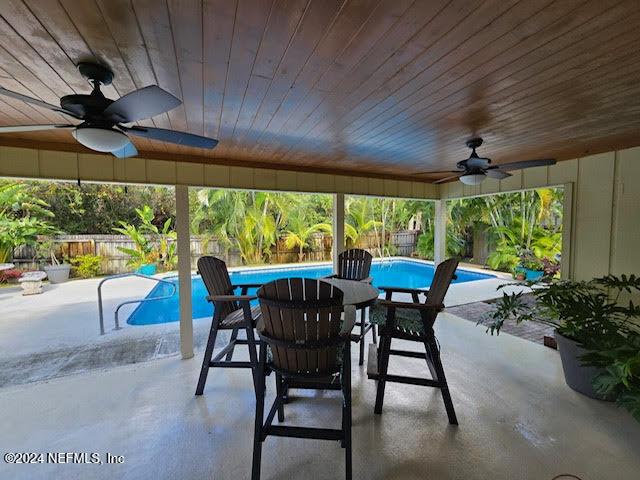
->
[0,261,516,354]
[0,259,526,386]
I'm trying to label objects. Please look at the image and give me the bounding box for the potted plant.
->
[37,237,71,284]
[482,275,640,420]
[518,252,545,280]
[513,266,526,281]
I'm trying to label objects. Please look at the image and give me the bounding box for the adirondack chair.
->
[252,278,354,480]
[327,248,375,365]
[367,258,459,424]
[330,248,373,283]
[195,256,263,396]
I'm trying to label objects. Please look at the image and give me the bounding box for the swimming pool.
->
[127,259,495,326]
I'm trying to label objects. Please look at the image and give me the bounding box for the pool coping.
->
[157,256,507,280]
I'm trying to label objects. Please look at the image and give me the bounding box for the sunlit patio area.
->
[1,1,640,479]
[0,259,519,387]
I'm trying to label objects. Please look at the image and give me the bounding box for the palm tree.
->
[344,197,382,249]
[191,189,285,265]
[283,211,331,262]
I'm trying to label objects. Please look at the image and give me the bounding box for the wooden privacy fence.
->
[11,230,420,275]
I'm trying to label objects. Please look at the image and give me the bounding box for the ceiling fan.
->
[421,137,556,185]
[0,62,218,158]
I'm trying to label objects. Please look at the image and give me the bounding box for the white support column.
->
[560,182,574,280]
[175,184,194,359]
[332,193,345,273]
[433,199,447,266]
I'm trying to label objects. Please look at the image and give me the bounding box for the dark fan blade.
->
[103,86,181,123]
[415,169,460,175]
[0,87,80,119]
[490,158,556,171]
[485,169,512,180]
[111,141,138,158]
[465,156,491,169]
[434,173,464,184]
[0,124,74,133]
[125,126,218,149]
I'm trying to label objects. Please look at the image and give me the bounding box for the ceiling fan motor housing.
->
[78,62,113,86]
[60,94,113,120]
[465,137,483,149]
[59,63,116,119]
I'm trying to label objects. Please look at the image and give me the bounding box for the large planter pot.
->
[555,331,613,401]
[524,268,544,281]
[136,264,157,276]
[43,264,71,284]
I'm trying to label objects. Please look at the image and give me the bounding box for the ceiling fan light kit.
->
[72,127,129,152]
[459,172,486,185]
[0,62,218,158]
[419,137,557,185]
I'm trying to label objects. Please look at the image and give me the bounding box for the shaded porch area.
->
[1,312,637,480]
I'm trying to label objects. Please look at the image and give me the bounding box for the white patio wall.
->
[0,146,438,199]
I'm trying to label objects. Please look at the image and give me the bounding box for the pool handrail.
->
[97,273,177,334]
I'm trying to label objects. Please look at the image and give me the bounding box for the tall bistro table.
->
[323,277,380,354]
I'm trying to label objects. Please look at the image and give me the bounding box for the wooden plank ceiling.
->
[0,0,639,183]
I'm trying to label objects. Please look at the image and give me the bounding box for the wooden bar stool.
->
[368,258,459,424]
[195,256,263,396]
[252,278,354,480]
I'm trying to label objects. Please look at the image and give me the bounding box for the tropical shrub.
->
[0,268,23,284]
[416,231,434,259]
[35,237,66,266]
[283,211,331,262]
[191,190,283,264]
[345,197,381,248]
[453,188,564,272]
[114,206,176,271]
[0,182,57,263]
[71,254,103,278]
[483,274,640,421]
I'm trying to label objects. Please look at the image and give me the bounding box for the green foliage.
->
[454,188,563,272]
[190,190,434,265]
[345,196,433,258]
[114,206,176,271]
[191,190,283,264]
[0,182,57,263]
[26,182,175,234]
[486,243,520,271]
[416,231,433,259]
[483,274,640,421]
[344,197,382,248]
[283,210,331,262]
[35,237,66,265]
[71,254,103,278]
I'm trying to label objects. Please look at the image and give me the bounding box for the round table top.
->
[323,278,379,307]
[0,263,15,271]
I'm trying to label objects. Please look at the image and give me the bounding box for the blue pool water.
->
[127,259,495,326]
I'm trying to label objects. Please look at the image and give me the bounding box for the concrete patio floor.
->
[0,263,517,358]
[1,313,638,480]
